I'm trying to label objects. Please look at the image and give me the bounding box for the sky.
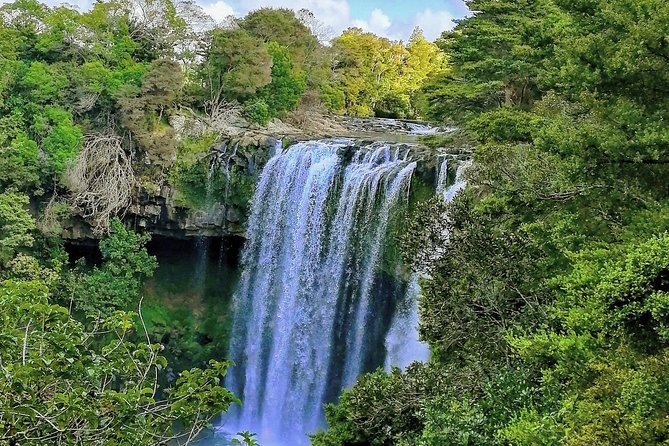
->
[8,0,469,42]
[200,0,469,41]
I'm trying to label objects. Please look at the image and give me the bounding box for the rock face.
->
[125,186,242,239]
[61,136,278,241]
[334,116,452,137]
[61,116,466,242]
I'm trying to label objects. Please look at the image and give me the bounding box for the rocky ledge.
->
[61,115,465,242]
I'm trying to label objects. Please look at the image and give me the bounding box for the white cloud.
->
[351,8,394,37]
[413,8,456,41]
[201,0,234,23]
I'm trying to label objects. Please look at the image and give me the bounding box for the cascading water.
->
[443,159,471,202]
[384,273,429,370]
[223,140,416,445]
[382,157,472,375]
[193,161,218,288]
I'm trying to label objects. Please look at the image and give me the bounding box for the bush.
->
[244,99,271,125]
[468,108,539,144]
[68,219,157,315]
[0,190,35,266]
[320,84,346,113]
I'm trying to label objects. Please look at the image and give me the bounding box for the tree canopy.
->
[315,0,669,444]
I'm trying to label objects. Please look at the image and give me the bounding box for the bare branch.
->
[65,133,135,235]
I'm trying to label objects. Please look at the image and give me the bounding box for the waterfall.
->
[193,161,218,288]
[224,140,416,445]
[384,273,429,370]
[383,158,472,372]
[444,159,471,202]
[436,158,449,196]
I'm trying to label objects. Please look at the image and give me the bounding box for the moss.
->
[168,135,259,212]
[381,172,436,278]
[170,161,215,209]
[408,170,437,207]
[227,172,256,209]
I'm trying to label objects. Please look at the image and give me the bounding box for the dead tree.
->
[66,134,135,235]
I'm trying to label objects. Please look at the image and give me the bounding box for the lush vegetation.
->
[0,0,445,443]
[6,0,669,444]
[0,0,446,225]
[314,0,669,445]
[0,193,239,444]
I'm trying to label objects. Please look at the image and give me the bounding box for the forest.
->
[1,0,669,444]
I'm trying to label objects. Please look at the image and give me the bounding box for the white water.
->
[444,160,471,202]
[406,122,439,135]
[384,273,429,370]
[224,140,417,445]
[382,158,472,372]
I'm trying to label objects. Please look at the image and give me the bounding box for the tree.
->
[297,8,333,43]
[0,278,239,445]
[66,133,135,234]
[67,218,157,316]
[319,0,669,444]
[203,28,272,103]
[119,58,184,166]
[327,28,445,118]
[257,42,306,118]
[0,131,40,192]
[0,190,35,267]
[421,0,557,122]
[329,28,400,116]
[240,7,318,65]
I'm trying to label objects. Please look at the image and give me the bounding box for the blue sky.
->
[202,0,469,41]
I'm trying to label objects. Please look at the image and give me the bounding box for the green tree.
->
[0,278,239,445]
[422,0,557,122]
[257,42,306,119]
[320,0,669,444]
[203,28,272,103]
[0,131,40,192]
[327,27,445,118]
[0,190,35,267]
[119,58,183,165]
[68,218,157,316]
[240,7,318,66]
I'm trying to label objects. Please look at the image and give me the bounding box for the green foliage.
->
[258,42,306,118]
[241,8,317,62]
[169,134,256,214]
[327,27,447,118]
[68,219,157,316]
[469,108,538,144]
[0,190,35,266]
[420,0,560,124]
[204,28,272,101]
[19,61,68,104]
[312,363,446,446]
[244,99,272,125]
[0,278,239,445]
[320,83,346,114]
[321,0,669,444]
[231,431,259,446]
[0,131,40,191]
[119,58,183,166]
[36,106,82,175]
